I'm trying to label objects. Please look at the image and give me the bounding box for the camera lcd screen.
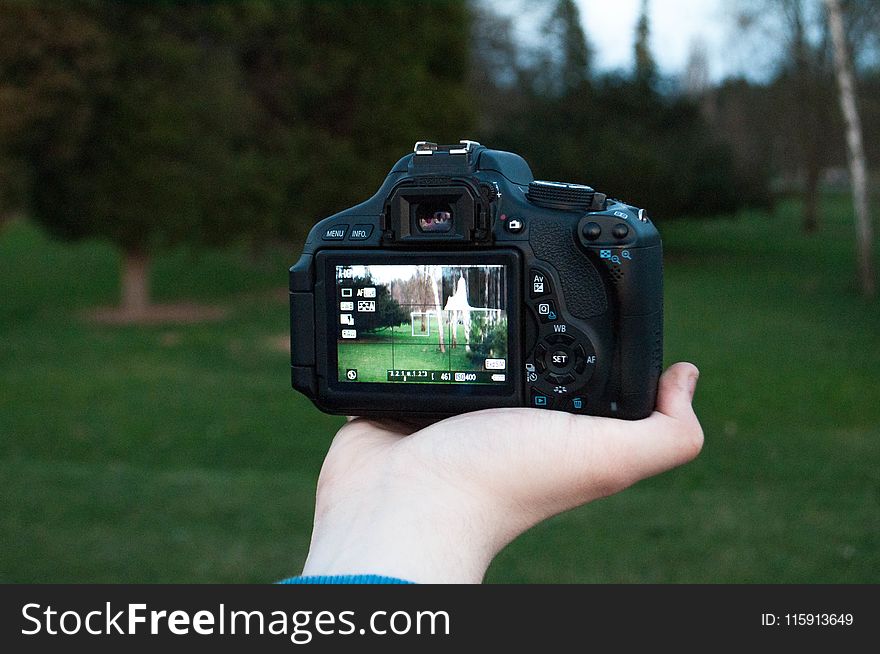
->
[335,263,509,385]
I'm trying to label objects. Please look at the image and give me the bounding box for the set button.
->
[548,349,572,372]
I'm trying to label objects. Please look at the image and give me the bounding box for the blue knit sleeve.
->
[278,575,414,584]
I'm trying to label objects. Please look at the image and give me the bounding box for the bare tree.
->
[732,0,834,233]
[825,0,875,297]
[429,266,446,353]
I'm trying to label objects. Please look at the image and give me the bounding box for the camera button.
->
[548,372,576,386]
[322,225,348,240]
[533,344,547,372]
[535,299,557,322]
[612,223,629,239]
[348,224,374,240]
[529,270,552,298]
[505,217,525,233]
[582,221,602,240]
[548,349,573,373]
[531,389,553,409]
[574,343,597,378]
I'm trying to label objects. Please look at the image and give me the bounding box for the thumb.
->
[655,361,700,420]
[609,362,704,485]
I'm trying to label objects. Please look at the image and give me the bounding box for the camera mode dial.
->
[527,180,606,212]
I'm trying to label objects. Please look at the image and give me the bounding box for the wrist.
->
[302,487,498,584]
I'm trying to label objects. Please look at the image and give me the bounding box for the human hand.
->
[300,362,703,583]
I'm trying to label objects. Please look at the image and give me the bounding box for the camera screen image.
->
[335,263,508,384]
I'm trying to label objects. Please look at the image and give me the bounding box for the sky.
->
[493,0,777,82]
[579,0,732,79]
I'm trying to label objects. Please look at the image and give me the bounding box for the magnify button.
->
[611,255,621,264]
[622,250,632,260]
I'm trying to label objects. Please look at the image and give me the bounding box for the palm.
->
[304,363,703,583]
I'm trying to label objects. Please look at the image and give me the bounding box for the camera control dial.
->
[527,180,606,212]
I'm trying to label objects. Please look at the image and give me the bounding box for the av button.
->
[348,224,373,240]
[529,269,552,298]
[322,225,348,240]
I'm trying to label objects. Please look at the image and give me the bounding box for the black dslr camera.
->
[289,141,663,420]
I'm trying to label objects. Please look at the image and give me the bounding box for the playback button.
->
[531,388,553,409]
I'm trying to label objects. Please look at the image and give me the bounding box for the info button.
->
[349,224,374,240]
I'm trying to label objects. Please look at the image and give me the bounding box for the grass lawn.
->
[1,193,878,583]
[337,321,480,382]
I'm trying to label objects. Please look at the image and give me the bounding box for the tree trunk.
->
[825,0,875,297]
[121,249,151,315]
[430,267,445,353]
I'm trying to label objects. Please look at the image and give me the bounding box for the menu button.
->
[323,226,348,240]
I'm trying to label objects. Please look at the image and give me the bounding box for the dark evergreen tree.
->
[634,0,657,88]
[0,1,475,314]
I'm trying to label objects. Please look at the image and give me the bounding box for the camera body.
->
[290,141,663,420]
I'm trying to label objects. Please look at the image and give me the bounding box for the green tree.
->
[468,315,507,363]
[634,0,657,88]
[0,1,475,313]
[0,2,276,314]
[537,0,592,97]
[0,3,110,222]
[237,1,475,243]
[349,276,407,332]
